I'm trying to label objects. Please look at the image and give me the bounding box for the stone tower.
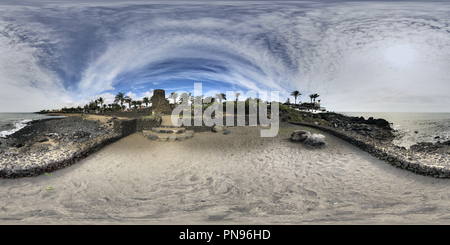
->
[152,89,172,115]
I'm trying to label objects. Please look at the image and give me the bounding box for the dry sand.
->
[1,121,450,225]
[47,113,129,123]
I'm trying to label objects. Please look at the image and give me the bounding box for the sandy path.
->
[1,122,450,224]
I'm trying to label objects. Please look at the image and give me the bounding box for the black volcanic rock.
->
[1,117,108,151]
[410,142,440,153]
[318,113,395,141]
[409,140,450,153]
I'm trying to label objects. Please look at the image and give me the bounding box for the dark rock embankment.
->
[0,117,112,152]
[288,112,450,179]
[409,141,450,154]
[0,116,134,179]
[318,113,396,141]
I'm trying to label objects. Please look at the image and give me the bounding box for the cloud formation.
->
[0,1,450,112]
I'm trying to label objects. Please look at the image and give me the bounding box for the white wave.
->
[0,119,33,138]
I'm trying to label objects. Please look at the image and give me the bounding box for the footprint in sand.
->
[71,181,81,188]
[205,177,214,186]
[189,175,198,181]
[301,187,318,197]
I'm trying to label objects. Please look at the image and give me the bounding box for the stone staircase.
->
[142,115,194,141]
[143,125,194,142]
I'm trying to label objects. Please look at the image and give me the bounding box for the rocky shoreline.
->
[290,112,450,179]
[0,116,125,179]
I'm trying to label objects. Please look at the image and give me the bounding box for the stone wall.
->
[136,117,162,132]
[288,121,450,179]
[113,119,137,137]
[112,117,163,134]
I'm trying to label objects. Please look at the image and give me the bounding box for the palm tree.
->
[290,90,301,104]
[137,100,142,108]
[126,98,132,109]
[169,92,179,104]
[179,92,191,105]
[142,97,150,108]
[132,101,138,109]
[114,92,131,110]
[193,95,203,105]
[309,94,320,103]
[221,93,227,102]
[312,93,319,103]
[89,101,96,110]
[97,97,104,109]
[235,92,241,102]
[203,96,214,105]
[215,93,226,103]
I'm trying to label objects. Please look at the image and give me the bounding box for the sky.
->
[1,0,450,113]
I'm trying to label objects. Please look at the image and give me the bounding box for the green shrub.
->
[279,103,294,112]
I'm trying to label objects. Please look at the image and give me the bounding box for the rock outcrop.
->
[409,140,450,154]
[304,133,327,148]
[290,130,327,148]
[290,130,311,142]
[212,126,228,132]
[318,113,395,141]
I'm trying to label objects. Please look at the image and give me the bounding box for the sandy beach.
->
[1,120,450,225]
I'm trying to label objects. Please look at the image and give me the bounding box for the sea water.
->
[338,112,450,149]
[0,113,66,138]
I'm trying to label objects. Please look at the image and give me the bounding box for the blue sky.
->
[1,0,450,112]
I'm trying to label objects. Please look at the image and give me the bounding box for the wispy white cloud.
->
[1,1,450,112]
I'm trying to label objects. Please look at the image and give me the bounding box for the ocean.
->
[0,113,66,138]
[337,112,450,149]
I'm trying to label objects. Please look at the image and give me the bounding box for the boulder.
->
[291,130,311,142]
[304,133,327,148]
[169,135,177,141]
[212,126,227,132]
[374,118,391,128]
[147,135,158,141]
